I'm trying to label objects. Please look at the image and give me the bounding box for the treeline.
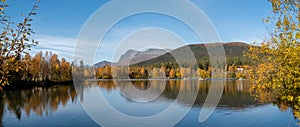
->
[93,55,250,79]
[94,64,247,79]
[12,51,72,83]
[136,57,252,70]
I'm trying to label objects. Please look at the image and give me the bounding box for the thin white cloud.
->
[30,35,76,61]
[30,24,265,65]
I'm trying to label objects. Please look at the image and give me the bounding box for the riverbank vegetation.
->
[2,51,73,90]
[0,0,40,90]
[0,1,299,124]
[93,64,247,80]
[0,0,74,90]
[247,0,300,122]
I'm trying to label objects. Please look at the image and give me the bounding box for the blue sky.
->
[5,0,272,64]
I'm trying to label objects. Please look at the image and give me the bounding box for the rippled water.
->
[1,80,299,127]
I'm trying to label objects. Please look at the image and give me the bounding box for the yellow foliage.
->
[0,0,40,89]
[247,0,300,122]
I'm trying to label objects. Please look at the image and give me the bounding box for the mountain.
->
[94,42,251,68]
[116,48,171,66]
[93,61,114,68]
[133,42,251,67]
[94,48,171,67]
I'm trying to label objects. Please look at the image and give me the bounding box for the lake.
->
[1,80,299,127]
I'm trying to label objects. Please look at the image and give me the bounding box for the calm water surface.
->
[1,80,299,127]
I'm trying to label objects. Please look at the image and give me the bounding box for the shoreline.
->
[86,78,245,81]
[3,80,73,91]
[3,78,247,91]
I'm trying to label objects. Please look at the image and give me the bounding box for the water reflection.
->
[1,80,299,126]
[0,85,78,126]
[86,80,257,108]
[115,80,166,102]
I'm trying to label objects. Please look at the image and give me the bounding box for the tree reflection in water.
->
[0,85,78,126]
[251,88,300,124]
[82,80,260,109]
[0,80,298,126]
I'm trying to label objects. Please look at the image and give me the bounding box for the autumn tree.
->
[21,53,31,81]
[169,68,175,79]
[247,0,300,121]
[96,67,104,79]
[150,68,160,78]
[197,68,210,79]
[102,65,112,79]
[60,58,71,81]
[29,51,42,81]
[140,66,148,79]
[0,0,39,89]
[49,54,60,81]
[175,69,181,78]
[160,65,166,78]
[179,68,186,78]
[42,51,50,80]
[23,52,73,82]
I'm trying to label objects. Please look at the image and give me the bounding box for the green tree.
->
[247,0,300,121]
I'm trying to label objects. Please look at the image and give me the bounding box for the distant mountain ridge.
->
[93,61,114,68]
[133,42,251,66]
[117,48,171,65]
[94,48,170,67]
[94,42,251,67]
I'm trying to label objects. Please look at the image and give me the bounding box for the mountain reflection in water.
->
[1,80,298,127]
